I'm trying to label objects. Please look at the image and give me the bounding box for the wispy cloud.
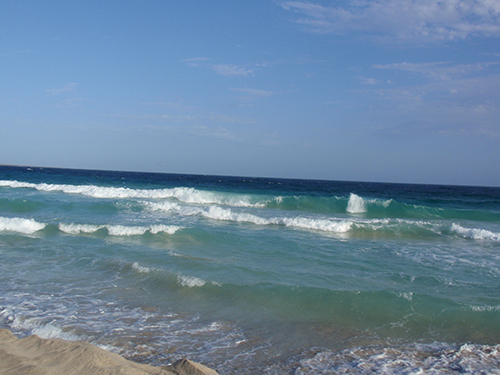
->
[360,64,500,137]
[374,61,499,80]
[281,0,500,42]
[45,83,78,95]
[54,97,86,108]
[359,77,384,85]
[231,88,275,97]
[182,57,210,66]
[183,58,254,77]
[230,88,281,107]
[140,101,197,110]
[117,113,257,125]
[211,64,253,76]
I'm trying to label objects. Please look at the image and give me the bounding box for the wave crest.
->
[147,202,353,233]
[58,223,181,236]
[0,217,46,234]
[0,180,260,207]
[347,193,366,214]
[451,223,500,241]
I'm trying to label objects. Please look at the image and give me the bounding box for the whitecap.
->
[0,217,46,234]
[106,225,149,236]
[177,275,206,287]
[58,222,181,236]
[347,193,367,214]
[59,223,104,234]
[146,202,353,233]
[132,262,151,273]
[451,223,500,241]
[0,180,263,207]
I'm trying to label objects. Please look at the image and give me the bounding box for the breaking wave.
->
[2,180,499,223]
[0,180,260,207]
[58,223,182,236]
[146,202,353,233]
[450,223,500,241]
[2,214,498,242]
[0,217,46,234]
[347,193,367,213]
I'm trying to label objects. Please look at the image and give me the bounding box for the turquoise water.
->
[1,165,499,374]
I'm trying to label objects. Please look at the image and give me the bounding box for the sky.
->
[1,1,500,186]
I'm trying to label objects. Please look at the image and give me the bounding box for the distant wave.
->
[3,180,498,223]
[0,180,261,207]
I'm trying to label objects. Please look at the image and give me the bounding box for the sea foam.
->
[132,262,152,273]
[451,223,500,241]
[0,180,260,207]
[297,342,500,375]
[0,217,46,234]
[59,222,181,236]
[177,275,207,287]
[346,193,366,213]
[146,202,353,233]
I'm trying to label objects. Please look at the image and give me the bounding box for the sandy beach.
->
[0,329,219,375]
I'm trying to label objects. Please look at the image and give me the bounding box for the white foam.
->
[59,223,103,234]
[347,193,367,214]
[393,291,413,301]
[281,216,353,232]
[0,180,261,207]
[470,305,500,312]
[59,222,181,236]
[177,275,206,287]
[10,314,79,341]
[147,202,353,233]
[451,223,500,241]
[148,224,181,235]
[31,323,80,341]
[106,225,149,236]
[132,262,151,273]
[297,343,500,374]
[0,217,46,234]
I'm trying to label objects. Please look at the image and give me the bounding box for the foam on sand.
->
[0,329,219,375]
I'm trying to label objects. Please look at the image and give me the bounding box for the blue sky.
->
[1,1,500,186]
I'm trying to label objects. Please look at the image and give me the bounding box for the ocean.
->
[1,165,499,374]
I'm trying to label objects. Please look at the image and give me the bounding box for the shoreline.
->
[0,329,219,375]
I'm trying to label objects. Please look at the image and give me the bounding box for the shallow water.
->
[1,166,500,373]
